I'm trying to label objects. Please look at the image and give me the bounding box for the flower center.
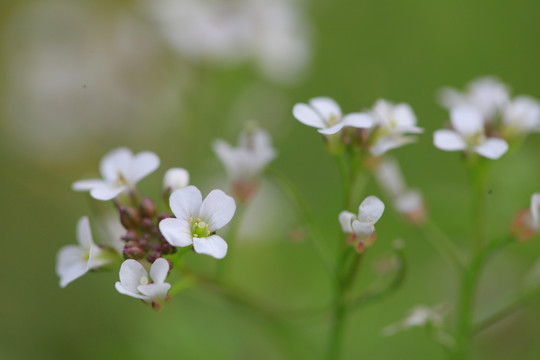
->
[190,217,210,238]
[327,113,339,127]
[140,276,149,285]
[115,170,128,186]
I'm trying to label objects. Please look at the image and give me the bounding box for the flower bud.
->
[163,168,190,192]
[121,230,139,242]
[158,212,171,222]
[141,217,155,232]
[123,246,145,259]
[119,206,141,230]
[140,198,157,219]
[146,250,160,263]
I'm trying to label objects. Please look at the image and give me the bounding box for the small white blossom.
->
[159,186,236,259]
[369,99,423,156]
[56,216,111,288]
[383,305,445,336]
[213,127,276,181]
[438,77,510,120]
[115,258,171,303]
[72,147,160,201]
[163,168,190,192]
[433,106,508,159]
[292,97,373,135]
[502,96,540,136]
[339,196,385,240]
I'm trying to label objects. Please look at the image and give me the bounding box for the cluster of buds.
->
[118,198,176,263]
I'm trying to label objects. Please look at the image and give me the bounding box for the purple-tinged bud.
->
[158,212,171,222]
[119,206,141,230]
[141,217,155,232]
[123,246,145,259]
[140,198,157,219]
[160,243,175,255]
[121,231,140,242]
[151,301,162,311]
[146,251,160,263]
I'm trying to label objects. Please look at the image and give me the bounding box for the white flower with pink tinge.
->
[56,216,112,288]
[433,106,508,159]
[72,147,160,201]
[292,97,373,135]
[159,186,236,259]
[339,196,385,252]
[115,258,171,304]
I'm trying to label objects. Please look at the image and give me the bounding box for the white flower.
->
[213,127,276,181]
[433,106,508,159]
[115,258,171,303]
[530,193,540,230]
[72,147,160,201]
[369,99,423,156]
[163,168,190,192]
[292,97,373,135]
[159,186,236,259]
[438,77,510,119]
[56,216,111,288]
[383,305,445,336]
[339,196,385,240]
[502,96,540,135]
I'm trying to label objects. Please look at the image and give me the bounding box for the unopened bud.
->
[141,217,155,232]
[158,212,171,222]
[121,231,139,242]
[140,198,157,219]
[163,168,190,192]
[160,243,175,255]
[119,206,141,230]
[146,250,160,263]
[123,246,145,259]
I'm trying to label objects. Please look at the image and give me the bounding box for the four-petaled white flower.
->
[163,167,190,192]
[72,147,160,201]
[159,186,236,259]
[339,196,385,241]
[115,258,171,303]
[433,106,508,159]
[56,216,112,288]
[438,77,510,120]
[213,127,276,181]
[292,97,373,135]
[370,99,424,156]
[502,96,540,136]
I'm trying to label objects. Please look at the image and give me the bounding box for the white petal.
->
[292,103,325,128]
[341,113,374,129]
[375,158,406,196]
[87,244,110,270]
[395,190,423,214]
[357,196,385,224]
[318,122,345,135]
[370,136,416,156]
[450,106,484,136]
[72,179,105,191]
[338,211,356,233]
[89,183,125,201]
[199,190,236,232]
[352,221,375,240]
[129,151,160,184]
[56,245,87,288]
[309,97,342,120]
[530,193,540,229]
[393,104,417,128]
[159,218,193,247]
[138,283,171,301]
[433,130,466,151]
[193,235,228,259]
[438,87,466,109]
[474,138,508,159]
[76,216,93,248]
[150,258,170,284]
[169,186,202,220]
[163,168,190,191]
[118,259,148,293]
[100,147,133,183]
[115,282,150,301]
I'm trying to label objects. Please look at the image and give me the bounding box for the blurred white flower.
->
[339,196,385,252]
[115,258,171,305]
[530,193,540,230]
[383,305,445,336]
[56,216,112,288]
[293,97,373,135]
[163,168,190,192]
[72,147,160,201]
[433,106,508,159]
[147,0,311,83]
[369,100,423,156]
[159,186,236,259]
[502,96,540,136]
[438,77,510,120]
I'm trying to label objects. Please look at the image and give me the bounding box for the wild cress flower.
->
[501,96,540,137]
[56,216,114,288]
[433,106,508,159]
[292,97,373,135]
[72,147,160,201]
[115,258,171,310]
[339,196,385,253]
[159,186,236,259]
[369,99,423,156]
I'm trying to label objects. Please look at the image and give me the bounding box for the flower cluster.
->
[434,77,540,159]
[293,96,423,157]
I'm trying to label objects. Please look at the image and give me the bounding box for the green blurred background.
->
[1,0,540,359]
